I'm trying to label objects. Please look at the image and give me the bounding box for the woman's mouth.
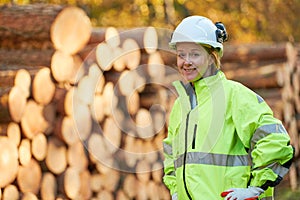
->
[182,67,197,72]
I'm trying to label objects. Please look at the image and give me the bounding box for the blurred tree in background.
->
[0,0,299,43]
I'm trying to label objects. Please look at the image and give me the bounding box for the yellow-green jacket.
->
[163,71,294,199]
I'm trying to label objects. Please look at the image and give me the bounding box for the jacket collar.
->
[173,71,226,109]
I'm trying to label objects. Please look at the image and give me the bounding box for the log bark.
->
[222,43,288,63]
[0,4,63,48]
[224,63,285,89]
[0,49,54,67]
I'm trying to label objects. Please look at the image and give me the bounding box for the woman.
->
[163,16,294,200]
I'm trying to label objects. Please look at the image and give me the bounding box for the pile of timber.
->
[0,4,300,199]
[0,4,174,200]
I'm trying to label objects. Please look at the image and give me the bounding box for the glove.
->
[171,193,178,200]
[221,186,264,200]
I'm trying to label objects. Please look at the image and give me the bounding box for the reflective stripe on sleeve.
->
[163,142,173,156]
[174,152,249,169]
[251,124,287,149]
[267,162,289,178]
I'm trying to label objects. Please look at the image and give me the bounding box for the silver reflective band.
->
[268,162,289,178]
[174,152,249,169]
[251,124,287,149]
[163,142,173,156]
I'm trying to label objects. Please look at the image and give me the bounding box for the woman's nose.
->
[183,58,192,66]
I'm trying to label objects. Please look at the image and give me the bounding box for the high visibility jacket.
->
[163,71,294,200]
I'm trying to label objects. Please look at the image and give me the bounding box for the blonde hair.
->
[202,45,221,69]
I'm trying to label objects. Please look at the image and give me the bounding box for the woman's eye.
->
[191,53,200,57]
[177,53,186,58]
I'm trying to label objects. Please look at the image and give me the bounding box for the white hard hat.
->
[169,16,227,57]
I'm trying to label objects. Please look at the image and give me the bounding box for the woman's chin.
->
[183,74,201,82]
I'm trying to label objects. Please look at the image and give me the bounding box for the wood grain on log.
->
[17,158,42,194]
[40,172,57,200]
[50,6,92,55]
[2,184,19,200]
[0,137,19,188]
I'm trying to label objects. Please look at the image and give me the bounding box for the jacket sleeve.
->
[163,100,179,195]
[232,84,294,190]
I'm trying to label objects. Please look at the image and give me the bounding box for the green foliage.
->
[1,0,300,43]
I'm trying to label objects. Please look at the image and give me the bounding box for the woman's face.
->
[176,42,211,82]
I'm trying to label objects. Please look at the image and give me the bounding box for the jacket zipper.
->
[192,124,197,149]
[183,112,193,200]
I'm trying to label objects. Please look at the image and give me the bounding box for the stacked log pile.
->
[0,4,176,200]
[0,4,299,199]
